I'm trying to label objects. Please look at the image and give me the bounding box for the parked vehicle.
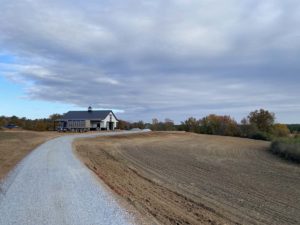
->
[5,124,19,129]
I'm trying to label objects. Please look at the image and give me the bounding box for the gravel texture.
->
[0,131,144,225]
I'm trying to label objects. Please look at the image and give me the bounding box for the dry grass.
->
[0,130,62,180]
[75,132,300,225]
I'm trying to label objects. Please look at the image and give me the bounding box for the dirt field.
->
[0,130,62,180]
[75,132,300,225]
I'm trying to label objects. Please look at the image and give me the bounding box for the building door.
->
[108,122,114,130]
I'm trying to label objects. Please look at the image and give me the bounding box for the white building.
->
[58,107,118,131]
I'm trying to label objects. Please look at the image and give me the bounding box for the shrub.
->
[200,114,240,136]
[180,117,201,133]
[295,134,300,139]
[272,124,290,137]
[270,138,300,162]
[251,131,273,141]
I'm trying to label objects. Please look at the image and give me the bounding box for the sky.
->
[0,0,299,123]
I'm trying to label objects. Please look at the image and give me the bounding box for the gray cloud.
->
[0,0,300,122]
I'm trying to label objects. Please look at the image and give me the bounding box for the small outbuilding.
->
[57,107,118,132]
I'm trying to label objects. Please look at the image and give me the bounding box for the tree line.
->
[0,114,62,131]
[119,109,294,140]
[0,109,297,141]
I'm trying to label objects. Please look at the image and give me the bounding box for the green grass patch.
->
[270,137,300,163]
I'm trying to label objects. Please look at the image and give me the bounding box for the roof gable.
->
[62,110,117,120]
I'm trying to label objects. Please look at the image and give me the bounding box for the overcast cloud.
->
[0,0,299,122]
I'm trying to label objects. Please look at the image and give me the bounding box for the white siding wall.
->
[102,112,118,129]
[85,120,91,128]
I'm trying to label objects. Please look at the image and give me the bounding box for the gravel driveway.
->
[0,131,142,225]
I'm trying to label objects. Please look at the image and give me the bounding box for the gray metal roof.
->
[61,110,117,120]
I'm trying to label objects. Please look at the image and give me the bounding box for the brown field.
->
[0,130,62,180]
[75,132,300,225]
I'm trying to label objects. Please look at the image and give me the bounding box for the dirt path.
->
[75,132,300,225]
[0,131,144,225]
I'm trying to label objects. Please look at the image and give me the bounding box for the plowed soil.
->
[75,132,300,225]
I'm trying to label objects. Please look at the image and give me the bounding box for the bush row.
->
[270,138,300,162]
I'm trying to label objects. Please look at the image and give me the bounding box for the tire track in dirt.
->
[75,132,300,225]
